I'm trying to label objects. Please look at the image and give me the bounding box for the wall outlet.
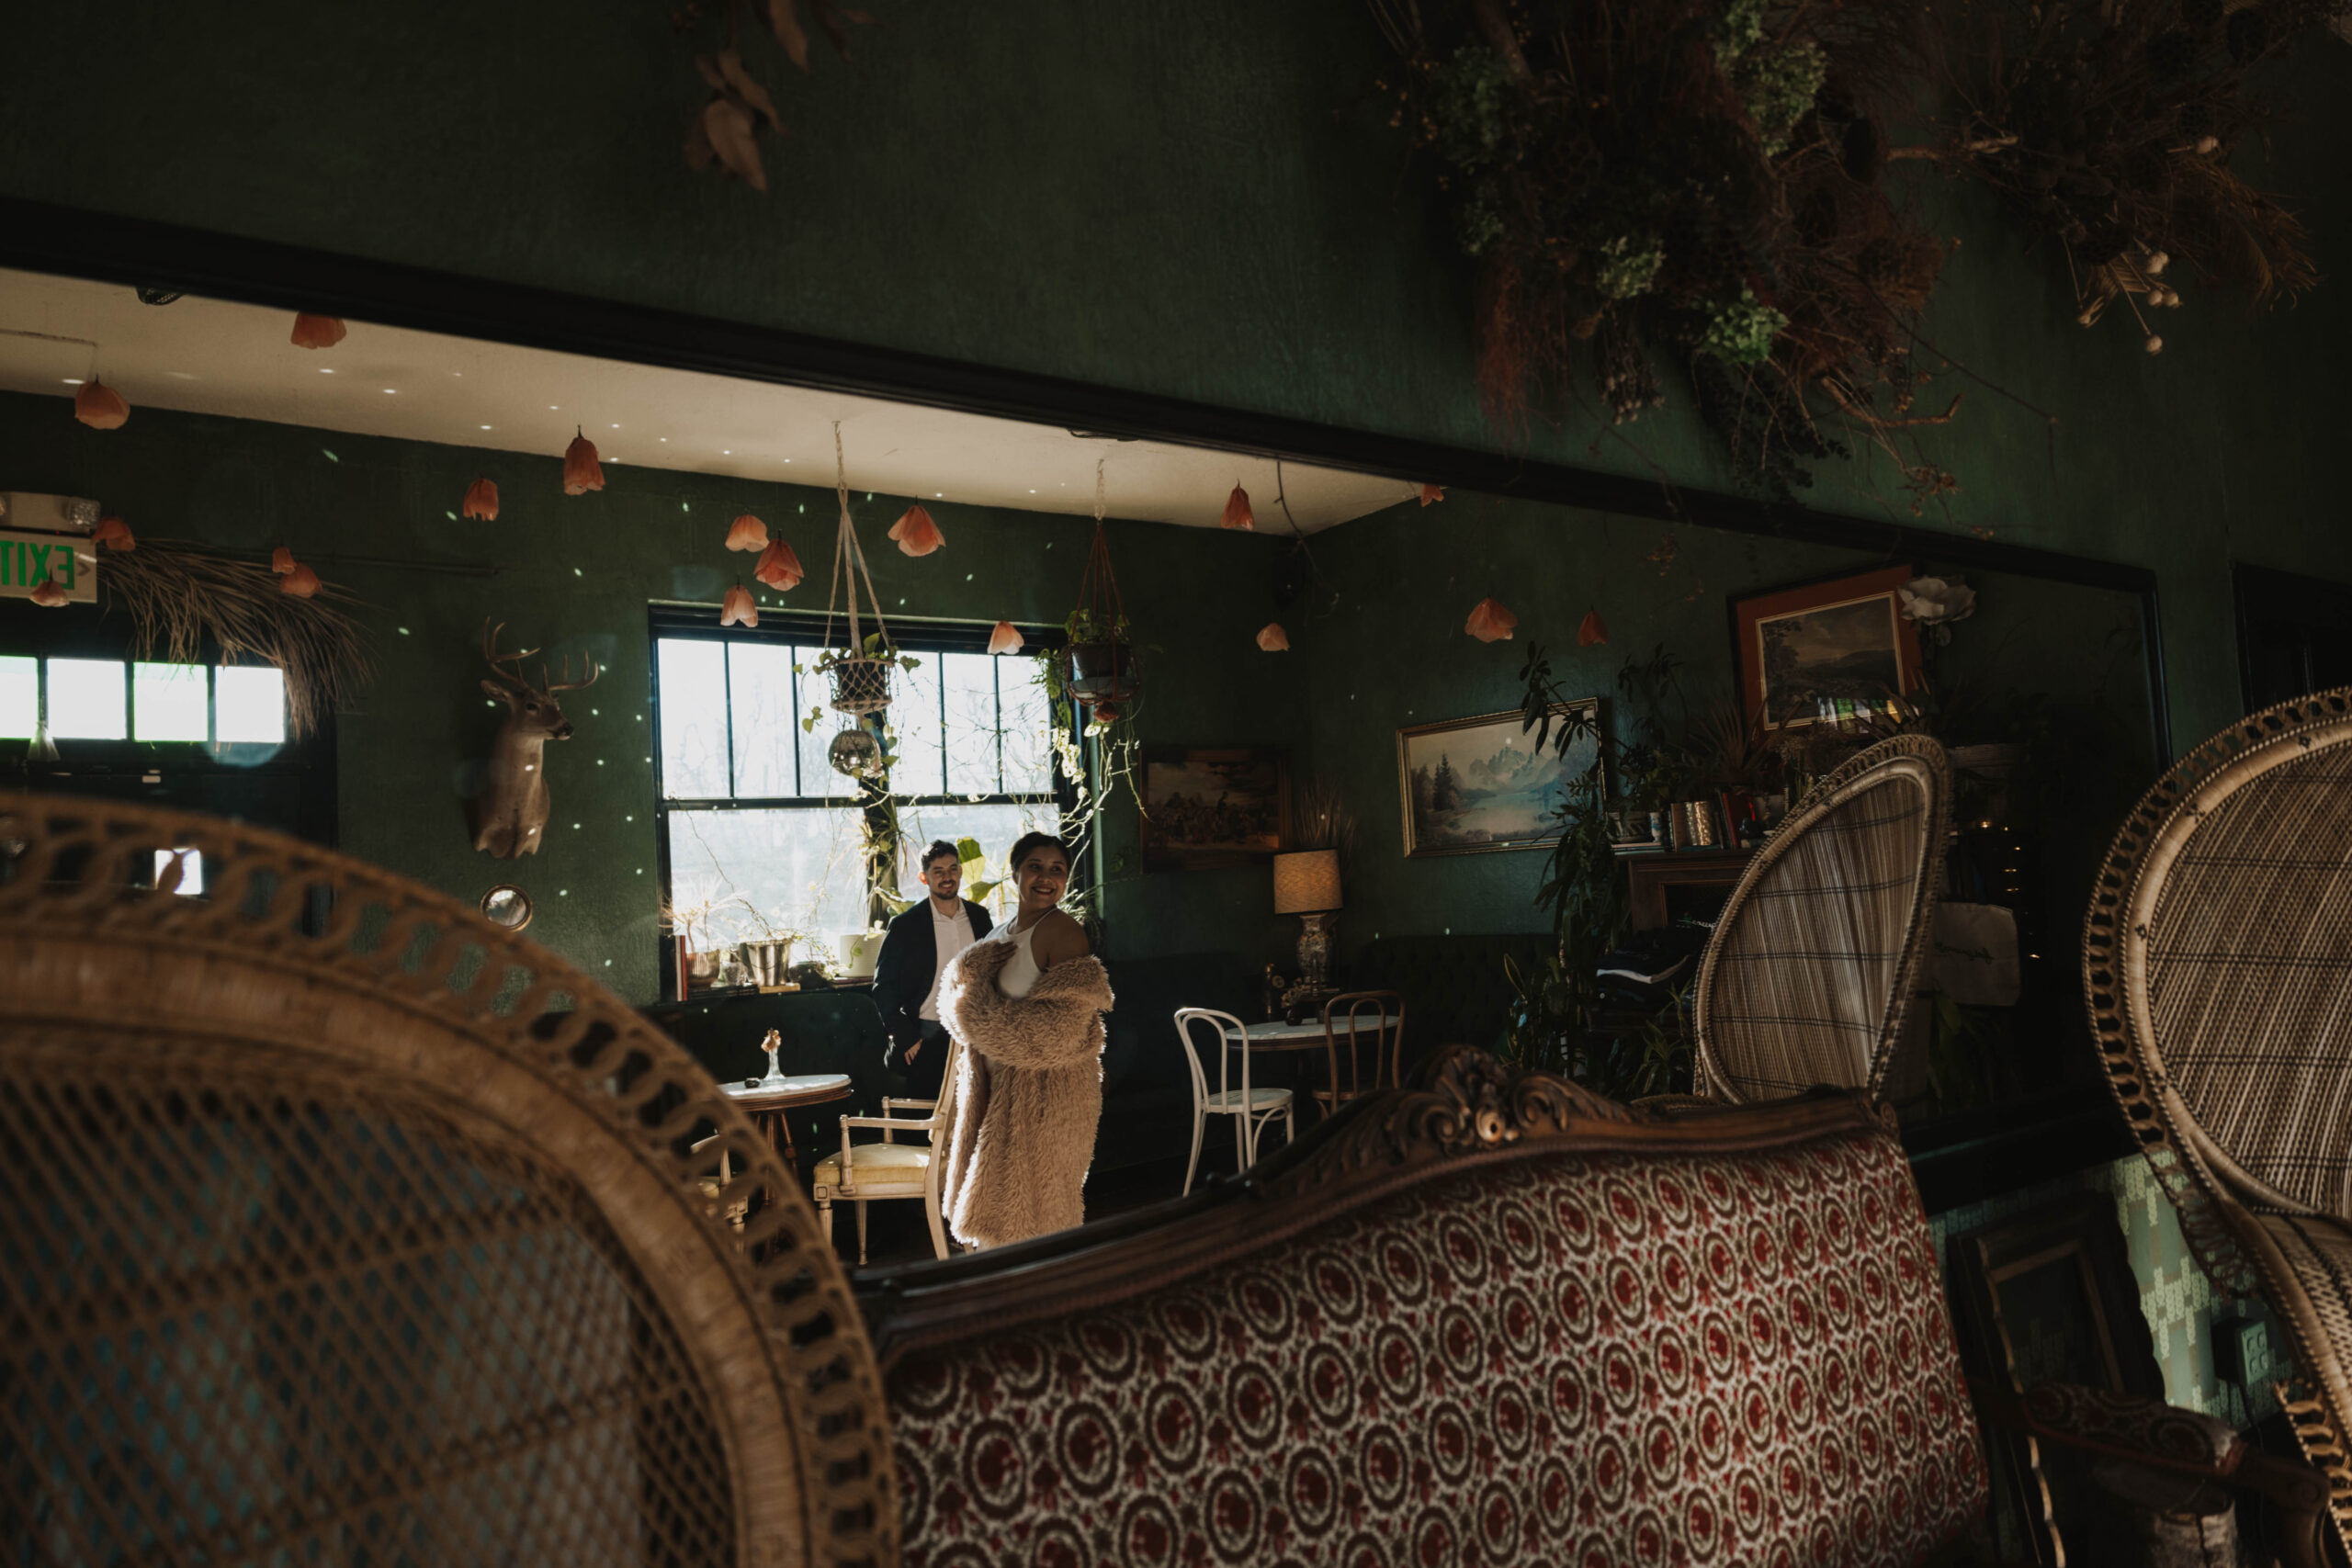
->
[2211,1314,2269,1387]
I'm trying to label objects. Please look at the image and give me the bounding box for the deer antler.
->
[481,619,542,690]
[542,653,601,693]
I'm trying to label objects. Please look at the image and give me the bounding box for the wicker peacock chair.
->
[1690,732,1952,1104]
[0,795,897,1566]
[2084,685,2352,1546]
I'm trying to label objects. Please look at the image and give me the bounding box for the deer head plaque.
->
[469,619,598,859]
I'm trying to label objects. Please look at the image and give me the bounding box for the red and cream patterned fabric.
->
[888,1124,1984,1566]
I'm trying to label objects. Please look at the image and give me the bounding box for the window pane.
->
[133,663,209,742]
[657,638,729,798]
[887,652,944,797]
[1000,660,1055,796]
[943,652,1001,795]
[892,801,1062,920]
[0,656,34,739]
[214,665,286,744]
[665,807,868,951]
[46,658,126,740]
[793,646,857,801]
[727,642,799,797]
[153,849,206,897]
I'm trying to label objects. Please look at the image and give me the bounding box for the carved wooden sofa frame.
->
[861,1047,2329,1566]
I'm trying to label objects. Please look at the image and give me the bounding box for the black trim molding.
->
[0,196,2172,758]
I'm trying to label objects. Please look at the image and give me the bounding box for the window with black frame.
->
[650,608,1068,974]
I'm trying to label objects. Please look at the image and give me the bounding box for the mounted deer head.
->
[469,619,599,859]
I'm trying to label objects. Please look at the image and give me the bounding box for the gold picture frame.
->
[1396,700,1604,858]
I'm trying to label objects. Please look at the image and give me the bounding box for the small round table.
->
[722,1072,854,1167]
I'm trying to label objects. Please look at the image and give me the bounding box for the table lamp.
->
[1272,849,1342,990]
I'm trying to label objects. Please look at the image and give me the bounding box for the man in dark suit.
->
[871,840,994,1102]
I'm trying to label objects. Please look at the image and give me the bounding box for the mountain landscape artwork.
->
[1397,701,1601,857]
[1757,594,1905,724]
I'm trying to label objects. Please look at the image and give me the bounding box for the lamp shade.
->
[1272,849,1342,915]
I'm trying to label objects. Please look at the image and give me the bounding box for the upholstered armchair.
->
[862,1047,2327,1565]
[0,796,896,1567]
[1690,732,1953,1104]
[2085,686,2352,1550]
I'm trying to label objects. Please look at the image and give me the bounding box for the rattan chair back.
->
[1694,733,1952,1104]
[0,795,896,1567]
[2086,687,2352,1274]
[2084,687,2352,1544]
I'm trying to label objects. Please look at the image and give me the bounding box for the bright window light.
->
[214,665,287,744]
[133,663,209,742]
[45,659,127,740]
[153,849,205,897]
[0,656,34,739]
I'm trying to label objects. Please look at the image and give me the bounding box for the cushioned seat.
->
[812,1139,933,1189]
[1200,1086,1291,1112]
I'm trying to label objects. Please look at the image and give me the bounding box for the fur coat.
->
[936,933,1114,1250]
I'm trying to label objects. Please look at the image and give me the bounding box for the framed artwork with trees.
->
[1396,701,1603,858]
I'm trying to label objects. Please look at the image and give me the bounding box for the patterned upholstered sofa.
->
[858,1049,2328,1565]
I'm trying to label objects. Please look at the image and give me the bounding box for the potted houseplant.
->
[1062,606,1138,710]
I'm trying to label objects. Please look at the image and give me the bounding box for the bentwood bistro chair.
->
[1690,732,1953,1106]
[2083,687,2352,1550]
[1312,988,1407,1115]
[1173,1007,1295,1195]
[0,795,898,1567]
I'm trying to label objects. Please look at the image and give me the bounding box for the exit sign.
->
[0,530,97,604]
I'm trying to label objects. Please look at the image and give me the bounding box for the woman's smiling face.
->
[1014,843,1069,913]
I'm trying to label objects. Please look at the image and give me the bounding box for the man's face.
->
[922,854,962,902]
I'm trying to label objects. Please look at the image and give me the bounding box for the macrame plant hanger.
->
[1069,458,1140,715]
[820,422,895,717]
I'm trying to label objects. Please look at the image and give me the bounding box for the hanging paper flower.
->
[1419,484,1444,506]
[461,479,500,521]
[888,504,944,557]
[1577,608,1609,647]
[1464,598,1518,642]
[725,513,770,551]
[720,582,758,628]
[1256,622,1291,652]
[270,546,297,575]
[1220,484,1255,531]
[278,562,322,599]
[92,516,136,552]
[1089,702,1122,728]
[986,620,1024,656]
[752,537,804,591]
[28,574,68,608]
[74,378,129,430]
[563,432,605,496]
[289,313,348,349]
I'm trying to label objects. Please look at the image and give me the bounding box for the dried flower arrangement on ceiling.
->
[1370,0,2339,499]
[672,0,874,191]
[1917,0,2336,350]
[104,542,370,739]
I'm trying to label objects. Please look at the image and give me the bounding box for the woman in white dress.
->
[936,833,1114,1248]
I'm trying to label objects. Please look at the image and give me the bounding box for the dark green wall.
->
[2,2,2345,759]
[0,390,1306,998]
[2,2,2346,976]
[1295,495,2159,949]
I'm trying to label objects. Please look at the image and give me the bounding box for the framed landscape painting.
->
[1140,749,1290,871]
[1396,701,1603,858]
[1731,564,1923,729]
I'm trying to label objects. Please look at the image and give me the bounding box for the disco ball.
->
[828,727,882,778]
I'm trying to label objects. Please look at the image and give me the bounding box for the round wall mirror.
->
[480,884,534,931]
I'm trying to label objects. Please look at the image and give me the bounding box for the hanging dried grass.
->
[100,540,371,739]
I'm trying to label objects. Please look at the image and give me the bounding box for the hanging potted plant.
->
[797,422,919,727]
[1056,460,1141,723]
